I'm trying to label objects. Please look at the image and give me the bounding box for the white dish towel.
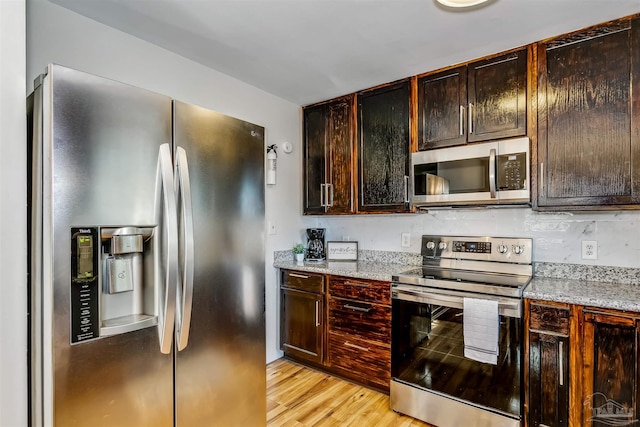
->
[463,297,499,365]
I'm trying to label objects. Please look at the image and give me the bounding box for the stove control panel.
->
[452,240,491,254]
[422,235,532,264]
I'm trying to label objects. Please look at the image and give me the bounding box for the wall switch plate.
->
[267,221,276,235]
[581,240,597,260]
[401,233,410,248]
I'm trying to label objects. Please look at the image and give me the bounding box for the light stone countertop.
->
[274,250,640,312]
[524,276,640,312]
[273,259,414,282]
[273,249,421,282]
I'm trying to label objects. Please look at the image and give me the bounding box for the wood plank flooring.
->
[267,358,432,427]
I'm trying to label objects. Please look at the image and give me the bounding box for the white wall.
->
[27,0,310,364]
[0,1,27,426]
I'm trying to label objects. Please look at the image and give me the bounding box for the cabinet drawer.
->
[328,332,390,390]
[529,303,569,335]
[282,270,324,293]
[328,297,391,343]
[328,276,390,305]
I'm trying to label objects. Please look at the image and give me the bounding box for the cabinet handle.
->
[344,341,370,352]
[459,105,465,136]
[315,300,320,327]
[344,304,371,313]
[539,163,544,197]
[289,273,310,279]
[344,281,370,288]
[328,183,334,207]
[558,340,564,386]
[468,102,474,134]
[320,183,325,207]
[404,175,410,203]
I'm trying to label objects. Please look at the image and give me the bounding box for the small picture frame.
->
[326,241,358,261]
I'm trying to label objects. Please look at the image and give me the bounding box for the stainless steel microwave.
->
[411,137,530,208]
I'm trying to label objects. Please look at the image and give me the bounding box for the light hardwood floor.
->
[267,358,432,427]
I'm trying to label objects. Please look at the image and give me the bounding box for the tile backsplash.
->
[300,208,640,269]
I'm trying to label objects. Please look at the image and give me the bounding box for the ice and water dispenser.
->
[70,226,157,344]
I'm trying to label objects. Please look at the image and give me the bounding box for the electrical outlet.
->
[267,221,276,235]
[581,240,597,260]
[401,233,411,248]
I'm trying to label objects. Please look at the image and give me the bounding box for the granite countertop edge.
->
[274,250,640,311]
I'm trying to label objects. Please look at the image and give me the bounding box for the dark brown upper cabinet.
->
[357,80,412,213]
[537,17,640,209]
[418,49,528,150]
[303,95,354,215]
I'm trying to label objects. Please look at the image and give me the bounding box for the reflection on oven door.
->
[392,298,522,418]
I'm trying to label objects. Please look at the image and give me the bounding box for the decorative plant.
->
[292,243,306,254]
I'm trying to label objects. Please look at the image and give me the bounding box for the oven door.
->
[391,285,523,424]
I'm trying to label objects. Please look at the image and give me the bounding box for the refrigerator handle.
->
[154,143,179,354]
[175,146,194,352]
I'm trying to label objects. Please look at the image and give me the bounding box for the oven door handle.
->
[393,288,522,318]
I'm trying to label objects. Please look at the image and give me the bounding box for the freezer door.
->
[31,65,174,427]
[173,101,266,426]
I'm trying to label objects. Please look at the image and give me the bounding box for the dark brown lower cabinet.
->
[582,310,639,427]
[327,276,391,391]
[526,300,640,427]
[279,270,392,392]
[280,270,325,365]
[529,332,569,427]
[527,301,571,427]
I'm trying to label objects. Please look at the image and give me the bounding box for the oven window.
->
[392,298,522,417]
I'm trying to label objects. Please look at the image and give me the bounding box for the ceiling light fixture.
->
[436,0,490,8]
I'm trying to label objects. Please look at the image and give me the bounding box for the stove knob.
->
[498,244,508,254]
[438,242,448,250]
[513,245,525,255]
[426,241,435,250]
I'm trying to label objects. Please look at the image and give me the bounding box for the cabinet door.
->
[357,81,411,212]
[280,288,323,364]
[537,18,640,208]
[303,104,327,214]
[529,333,569,427]
[468,49,527,143]
[527,302,570,427]
[326,98,354,214]
[418,66,467,150]
[582,311,638,427]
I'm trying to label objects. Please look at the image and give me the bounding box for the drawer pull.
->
[344,304,371,313]
[344,281,370,288]
[289,273,310,279]
[344,341,370,352]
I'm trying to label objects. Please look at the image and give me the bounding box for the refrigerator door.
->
[173,101,266,426]
[32,65,174,427]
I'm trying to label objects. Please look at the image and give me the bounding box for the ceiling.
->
[50,0,640,106]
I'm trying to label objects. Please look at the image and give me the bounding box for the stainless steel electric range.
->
[391,235,533,427]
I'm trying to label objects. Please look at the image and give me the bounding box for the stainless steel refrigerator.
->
[28,64,266,427]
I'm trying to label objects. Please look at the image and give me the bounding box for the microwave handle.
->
[489,148,497,198]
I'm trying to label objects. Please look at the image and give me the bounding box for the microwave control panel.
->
[498,153,526,190]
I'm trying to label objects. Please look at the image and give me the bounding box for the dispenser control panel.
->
[70,227,99,343]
